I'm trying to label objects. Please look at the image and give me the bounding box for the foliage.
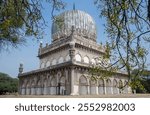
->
[0,72,18,95]
[94,0,150,91]
[132,69,150,93]
[139,79,150,93]
[0,0,65,50]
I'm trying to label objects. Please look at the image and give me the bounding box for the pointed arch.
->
[40,62,45,68]
[75,53,82,62]
[98,79,105,94]
[36,79,42,95]
[52,59,57,65]
[21,80,26,95]
[43,78,48,95]
[79,75,88,95]
[119,80,123,94]
[58,57,64,64]
[124,80,128,93]
[83,56,90,64]
[113,79,118,94]
[31,80,36,95]
[21,81,26,88]
[90,78,97,95]
[50,77,57,95]
[59,77,66,95]
[26,80,30,95]
[45,61,50,67]
[91,58,96,65]
[106,79,112,94]
[65,54,70,62]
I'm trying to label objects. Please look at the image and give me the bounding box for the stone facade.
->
[18,10,132,95]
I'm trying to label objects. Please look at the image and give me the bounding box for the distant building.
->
[18,9,132,95]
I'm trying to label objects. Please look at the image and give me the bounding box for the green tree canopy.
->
[0,0,65,50]
[93,0,150,91]
[0,72,18,95]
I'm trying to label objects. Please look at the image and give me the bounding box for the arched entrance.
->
[59,77,66,95]
[79,76,88,95]
[26,81,30,95]
[106,79,112,94]
[113,79,118,94]
[124,81,128,93]
[31,80,35,95]
[43,79,48,95]
[98,79,104,94]
[36,79,42,95]
[119,80,123,94]
[90,79,97,95]
[21,81,26,95]
[50,77,57,95]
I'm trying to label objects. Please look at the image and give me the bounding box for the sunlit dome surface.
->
[51,10,97,42]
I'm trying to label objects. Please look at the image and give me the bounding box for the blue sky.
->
[0,0,107,77]
[0,0,150,78]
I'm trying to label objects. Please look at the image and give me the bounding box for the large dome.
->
[51,10,97,42]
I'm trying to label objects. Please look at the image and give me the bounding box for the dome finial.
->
[73,3,75,10]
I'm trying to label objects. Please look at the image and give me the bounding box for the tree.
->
[93,0,150,91]
[0,0,65,50]
[0,72,18,95]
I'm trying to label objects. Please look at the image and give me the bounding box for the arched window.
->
[91,58,96,65]
[52,59,57,65]
[40,62,45,68]
[45,61,50,67]
[83,56,89,64]
[58,57,64,64]
[65,54,70,61]
[75,54,82,62]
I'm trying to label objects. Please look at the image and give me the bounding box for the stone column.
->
[70,66,75,95]
[111,86,113,94]
[96,85,99,95]
[87,85,90,95]
[104,80,107,94]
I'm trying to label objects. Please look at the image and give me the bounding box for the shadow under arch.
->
[50,77,57,95]
[113,79,118,94]
[31,80,36,95]
[79,75,88,95]
[90,78,97,95]
[98,78,105,94]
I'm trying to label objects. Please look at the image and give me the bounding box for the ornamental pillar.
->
[70,66,75,95]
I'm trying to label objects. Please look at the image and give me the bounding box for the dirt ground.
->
[0,94,150,98]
